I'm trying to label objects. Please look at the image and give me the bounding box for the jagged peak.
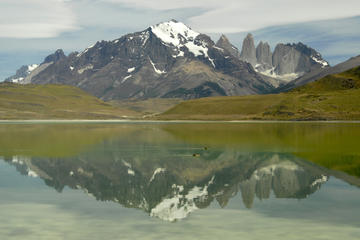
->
[245,33,254,39]
[43,49,66,64]
[216,34,230,44]
[220,34,229,40]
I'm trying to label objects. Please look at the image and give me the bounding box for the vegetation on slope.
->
[109,98,183,116]
[159,66,360,120]
[0,83,138,120]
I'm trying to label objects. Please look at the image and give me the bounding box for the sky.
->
[1,0,360,80]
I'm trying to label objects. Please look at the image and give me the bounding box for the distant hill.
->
[158,66,360,120]
[0,83,137,120]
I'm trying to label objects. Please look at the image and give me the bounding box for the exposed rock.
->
[44,49,66,64]
[256,41,272,71]
[240,33,257,66]
[272,43,328,76]
[216,34,241,59]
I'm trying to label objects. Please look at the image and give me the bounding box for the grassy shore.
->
[158,66,360,120]
[0,83,138,120]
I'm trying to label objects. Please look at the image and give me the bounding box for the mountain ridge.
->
[5,20,273,100]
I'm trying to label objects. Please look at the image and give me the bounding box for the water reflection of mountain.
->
[4,139,340,222]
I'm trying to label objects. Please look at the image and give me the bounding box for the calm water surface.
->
[0,122,360,239]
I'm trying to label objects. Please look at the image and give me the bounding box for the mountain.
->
[10,20,274,100]
[277,55,360,92]
[4,64,39,84]
[0,83,137,119]
[220,34,329,85]
[158,66,360,120]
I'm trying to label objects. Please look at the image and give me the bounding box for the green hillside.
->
[0,83,137,120]
[158,66,360,120]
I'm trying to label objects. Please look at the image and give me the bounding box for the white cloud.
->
[0,0,79,38]
[103,0,360,33]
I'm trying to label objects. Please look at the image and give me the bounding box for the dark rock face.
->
[256,41,272,71]
[272,43,328,75]
[44,49,66,64]
[216,34,241,59]
[18,20,274,100]
[240,33,257,66]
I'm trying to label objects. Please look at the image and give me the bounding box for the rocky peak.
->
[216,34,241,59]
[256,41,272,70]
[291,42,329,68]
[240,33,257,66]
[272,42,329,76]
[216,34,231,45]
[43,49,66,64]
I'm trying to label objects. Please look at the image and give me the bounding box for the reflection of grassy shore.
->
[1,122,359,178]
[0,124,141,157]
[161,123,360,178]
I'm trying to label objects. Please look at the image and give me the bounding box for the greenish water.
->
[0,122,360,239]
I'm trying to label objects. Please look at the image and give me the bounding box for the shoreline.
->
[1,119,360,124]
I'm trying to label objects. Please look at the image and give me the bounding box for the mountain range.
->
[4,19,341,101]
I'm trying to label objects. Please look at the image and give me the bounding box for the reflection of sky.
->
[1,160,360,240]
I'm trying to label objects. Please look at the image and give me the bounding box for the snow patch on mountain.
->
[77,43,96,57]
[149,59,166,74]
[311,54,329,68]
[27,64,38,72]
[122,75,132,83]
[77,65,93,74]
[10,77,25,83]
[257,67,301,82]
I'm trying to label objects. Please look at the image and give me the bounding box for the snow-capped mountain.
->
[5,20,274,100]
[5,64,39,84]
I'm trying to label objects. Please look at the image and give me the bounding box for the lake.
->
[0,122,360,239]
